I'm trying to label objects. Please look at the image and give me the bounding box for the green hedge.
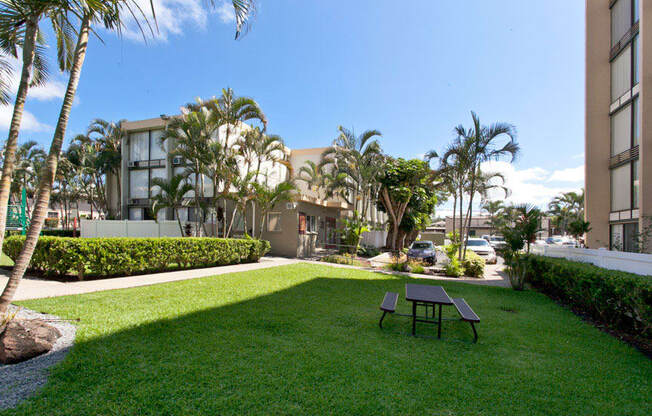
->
[524,255,652,339]
[5,229,77,238]
[462,250,485,278]
[3,236,270,280]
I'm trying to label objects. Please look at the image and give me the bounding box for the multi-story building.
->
[586,0,648,252]
[104,116,387,257]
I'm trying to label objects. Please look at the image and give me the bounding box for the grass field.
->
[3,264,651,415]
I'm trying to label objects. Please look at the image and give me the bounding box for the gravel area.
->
[0,305,77,411]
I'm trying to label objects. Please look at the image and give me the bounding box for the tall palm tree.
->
[482,200,505,236]
[0,0,78,256]
[151,174,193,236]
[228,171,255,237]
[87,118,125,218]
[447,112,519,258]
[321,126,383,220]
[11,141,46,213]
[0,0,260,314]
[252,181,296,239]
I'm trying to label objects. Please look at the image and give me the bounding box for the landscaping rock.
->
[0,319,61,364]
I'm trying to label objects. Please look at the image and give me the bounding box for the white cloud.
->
[216,0,236,23]
[5,55,67,102]
[0,105,52,132]
[474,161,584,208]
[548,165,584,182]
[118,0,208,41]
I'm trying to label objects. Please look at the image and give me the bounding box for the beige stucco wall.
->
[585,0,613,248]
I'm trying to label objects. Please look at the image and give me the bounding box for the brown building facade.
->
[586,0,650,252]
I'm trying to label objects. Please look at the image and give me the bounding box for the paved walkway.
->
[1,257,509,301]
[1,257,300,301]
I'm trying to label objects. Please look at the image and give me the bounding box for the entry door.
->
[326,217,337,249]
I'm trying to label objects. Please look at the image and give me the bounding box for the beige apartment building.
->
[105,116,387,257]
[586,0,650,252]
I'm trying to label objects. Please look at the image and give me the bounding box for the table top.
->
[405,283,453,305]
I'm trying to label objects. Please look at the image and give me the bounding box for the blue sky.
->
[0,0,585,213]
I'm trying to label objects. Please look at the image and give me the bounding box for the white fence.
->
[81,220,183,238]
[361,230,387,248]
[530,245,652,276]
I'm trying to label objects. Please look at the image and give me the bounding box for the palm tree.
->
[482,200,505,236]
[151,174,193,236]
[447,112,519,259]
[0,0,78,256]
[238,127,291,181]
[0,0,261,315]
[252,181,296,239]
[548,190,584,235]
[162,108,217,236]
[87,118,125,218]
[439,138,473,253]
[512,204,542,253]
[11,141,46,213]
[321,126,383,220]
[228,171,255,237]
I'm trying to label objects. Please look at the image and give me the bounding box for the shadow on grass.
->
[4,269,651,416]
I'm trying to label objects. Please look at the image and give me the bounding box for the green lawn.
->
[4,264,651,415]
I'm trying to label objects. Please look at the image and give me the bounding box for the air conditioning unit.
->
[172,156,183,165]
[286,202,297,210]
[127,161,137,168]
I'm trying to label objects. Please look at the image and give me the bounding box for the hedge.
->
[524,255,652,339]
[3,236,270,280]
[5,229,77,238]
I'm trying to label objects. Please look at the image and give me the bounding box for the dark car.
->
[407,241,436,264]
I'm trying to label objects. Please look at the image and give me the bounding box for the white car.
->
[465,238,497,264]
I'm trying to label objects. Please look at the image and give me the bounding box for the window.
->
[298,212,306,234]
[149,130,166,160]
[632,35,640,86]
[611,0,633,46]
[611,45,631,100]
[632,159,639,209]
[633,0,640,23]
[633,97,640,147]
[611,104,632,155]
[150,168,167,196]
[129,170,148,199]
[623,222,639,252]
[611,163,632,211]
[307,215,317,233]
[129,131,149,162]
[267,212,282,232]
[611,224,624,250]
[129,207,143,221]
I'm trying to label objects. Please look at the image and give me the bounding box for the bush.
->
[3,236,270,280]
[357,244,380,258]
[524,255,652,339]
[41,229,76,237]
[320,253,366,267]
[462,250,485,278]
[44,217,59,229]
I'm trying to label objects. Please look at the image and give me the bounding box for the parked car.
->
[533,239,548,247]
[407,240,437,264]
[465,238,497,264]
[487,235,506,251]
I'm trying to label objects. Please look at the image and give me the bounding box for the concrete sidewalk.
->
[1,257,300,301]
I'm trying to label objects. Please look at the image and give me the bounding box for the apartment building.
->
[106,116,387,257]
[586,0,649,252]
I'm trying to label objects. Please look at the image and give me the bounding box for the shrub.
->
[320,253,366,267]
[524,255,652,339]
[41,229,76,238]
[44,217,59,229]
[3,236,270,280]
[357,244,380,258]
[461,250,485,278]
[407,260,425,274]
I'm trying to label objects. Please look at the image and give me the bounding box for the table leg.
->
[437,304,442,339]
[412,301,416,336]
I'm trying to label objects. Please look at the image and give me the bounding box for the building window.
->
[150,129,167,160]
[129,131,149,162]
[129,170,148,199]
[632,159,639,209]
[129,207,143,221]
[611,45,632,101]
[611,0,635,46]
[298,212,306,234]
[611,163,632,211]
[150,167,167,197]
[267,212,282,232]
[611,104,632,155]
[306,215,317,233]
[632,35,640,86]
[632,97,640,147]
[623,222,639,252]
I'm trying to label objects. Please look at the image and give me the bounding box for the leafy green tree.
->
[568,219,591,246]
[87,118,126,218]
[548,190,584,235]
[150,174,194,236]
[252,181,296,239]
[482,200,505,236]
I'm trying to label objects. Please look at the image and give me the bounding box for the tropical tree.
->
[568,219,591,246]
[150,174,193,236]
[482,200,505,236]
[0,0,79,256]
[548,190,584,235]
[0,0,260,315]
[444,112,519,259]
[228,171,255,237]
[11,141,46,213]
[321,126,383,220]
[252,181,296,239]
[87,118,125,218]
[511,204,542,253]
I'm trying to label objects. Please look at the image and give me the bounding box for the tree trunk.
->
[0,14,91,315]
[458,188,464,260]
[451,194,457,237]
[462,166,478,260]
[175,208,184,236]
[0,18,39,259]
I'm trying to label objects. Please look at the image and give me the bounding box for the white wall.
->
[361,230,387,248]
[81,220,183,238]
[530,245,652,276]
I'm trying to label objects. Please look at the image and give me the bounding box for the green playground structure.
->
[7,188,29,235]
